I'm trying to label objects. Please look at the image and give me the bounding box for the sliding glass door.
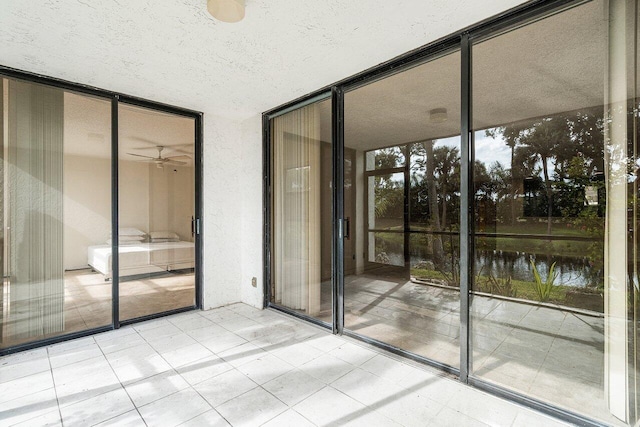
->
[268,97,333,323]
[469,0,637,424]
[0,78,113,349]
[342,50,461,367]
[265,0,640,424]
[0,72,202,353]
[118,104,197,321]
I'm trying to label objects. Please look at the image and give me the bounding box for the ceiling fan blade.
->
[165,155,192,160]
[163,146,193,155]
[126,152,157,159]
[130,145,161,150]
[164,160,187,166]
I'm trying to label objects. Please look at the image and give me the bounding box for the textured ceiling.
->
[342,0,607,151]
[0,0,529,120]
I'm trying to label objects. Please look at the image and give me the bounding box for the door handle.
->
[344,217,350,240]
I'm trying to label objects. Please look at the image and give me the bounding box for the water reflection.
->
[383,246,597,288]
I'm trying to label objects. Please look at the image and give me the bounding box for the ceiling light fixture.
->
[429,108,448,123]
[207,0,245,23]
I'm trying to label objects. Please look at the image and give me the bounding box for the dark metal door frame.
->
[0,65,204,356]
[262,1,605,426]
[116,96,203,326]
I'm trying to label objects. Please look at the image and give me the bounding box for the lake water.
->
[386,249,598,288]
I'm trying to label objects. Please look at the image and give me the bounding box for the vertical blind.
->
[272,104,322,315]
[6,80,64,340]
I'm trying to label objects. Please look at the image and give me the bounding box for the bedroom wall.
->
[149,164,195,242]
[119,160,151,237]
[63,154,111,270]
[64,155,194,270]
[64,157,150,269]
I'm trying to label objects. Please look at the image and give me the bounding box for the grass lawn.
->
[376,220,602,260]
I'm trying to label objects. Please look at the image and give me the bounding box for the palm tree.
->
[520,117,568,235]
[424,140,445,266]
[433,145,460,229]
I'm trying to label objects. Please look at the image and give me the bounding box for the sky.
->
[472,131,512,168]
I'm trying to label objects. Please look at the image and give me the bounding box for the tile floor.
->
[0,303,573,427]
[298,272,615,424]
[335,275,616,425]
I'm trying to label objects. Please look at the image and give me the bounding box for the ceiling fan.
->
[129,136,193,154]
[126,146,190,168]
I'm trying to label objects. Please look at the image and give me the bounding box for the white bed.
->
[88,241,195,280]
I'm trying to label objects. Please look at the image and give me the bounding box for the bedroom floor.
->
[1,269,195,349]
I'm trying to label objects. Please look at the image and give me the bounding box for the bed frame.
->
[88,241,195,280]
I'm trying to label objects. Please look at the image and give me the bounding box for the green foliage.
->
[410,265,603,311]
[530,260,557,302]
[477,273,517,298]
[374,181,403,219]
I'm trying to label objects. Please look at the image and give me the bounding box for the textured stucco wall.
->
[239,114,264,308]
[202,113,243,308]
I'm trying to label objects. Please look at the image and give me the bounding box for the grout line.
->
[5,303,594,427]
[176,407,228,426]
[96,329,148,426]
[46,345,65,427]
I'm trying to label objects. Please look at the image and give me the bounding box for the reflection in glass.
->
[409,138,461,286]
[0,78,112,349]
[344,50,461,367]
[269,98,332,321]
[369,232,404,266]
[366,146,406,171]
[470,1,637,425]
[118,105,196,320]
[369,172,404,230]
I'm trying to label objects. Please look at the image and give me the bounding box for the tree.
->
[486,123,530,225]
[433,145,460,229]
[424,140,445,266]
[372,148,404,220]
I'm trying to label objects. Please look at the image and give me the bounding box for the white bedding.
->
[88,241,195,279]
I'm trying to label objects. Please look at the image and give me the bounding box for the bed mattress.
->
[88,241,195,278]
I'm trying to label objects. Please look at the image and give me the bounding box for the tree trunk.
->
[441,183,448,230]
[542,155,552,235]
[510,144,517,225]
[424,140,444,265]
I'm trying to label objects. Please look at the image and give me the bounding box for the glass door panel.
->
[469,1,640,424]
[268,98,333,323]
[118,104,196,321]
[0,77,112,349]
[344,50,461,366]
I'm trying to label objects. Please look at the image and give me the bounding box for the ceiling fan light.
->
[207,0,245,23]
[429,108,448,123]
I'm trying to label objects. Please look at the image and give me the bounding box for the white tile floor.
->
[0,304,574,427]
